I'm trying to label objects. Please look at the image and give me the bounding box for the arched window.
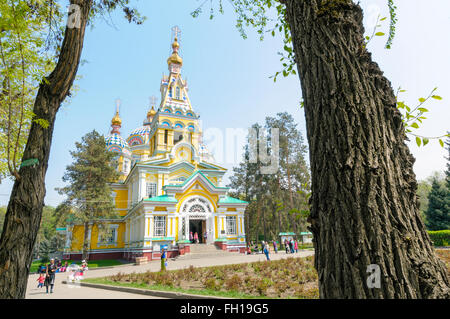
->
[189,204,206,213]
[176,87,181,100]
[186,112,193,117]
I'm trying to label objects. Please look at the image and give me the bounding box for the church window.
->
[186,112,193,117]
[226,216,237,235]
[146,182,157,198]
[189,204,206,213]
[174,131,183,144]
[123,159,129,173]
[154,216,166,237]
[175,123,183,129]
[176,87,181,100]
[175,111,182,115]
[99,225,118,244]
[164,129,168,144]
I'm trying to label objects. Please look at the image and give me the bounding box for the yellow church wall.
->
[226,208,237,212]
[70,225,85,251]
[154,207,167,211]
[215,216,218,239]
[70,222,126,251]
[114,189,128,210]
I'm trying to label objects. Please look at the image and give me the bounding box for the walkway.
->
[26,249,314,299]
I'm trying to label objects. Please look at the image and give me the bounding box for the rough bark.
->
[0,0,92,299]
[284,0,449,298]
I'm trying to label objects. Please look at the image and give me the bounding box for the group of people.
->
[246,238,300,260]
[284,238,299,254]
[37,258,68,274]
[189,231,207,244]
[36,258,89,294]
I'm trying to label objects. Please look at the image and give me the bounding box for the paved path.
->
[26,250,314,299]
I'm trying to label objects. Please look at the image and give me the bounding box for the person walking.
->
[194,232,199,244]
[189,231,193,243]
[284,239,289,254]
[263,242,270,261]
[203,231,207,244]
[294,240,298,253]
[37,274,45,288]
[45,258,57,294]
[272,240,278,254]
[289,239,294,254]
[160,248,167,272]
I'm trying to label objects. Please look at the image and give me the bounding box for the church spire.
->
[167,26,183,73]
[111,99,122,134]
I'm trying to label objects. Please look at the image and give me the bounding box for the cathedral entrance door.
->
[189,219,204,243]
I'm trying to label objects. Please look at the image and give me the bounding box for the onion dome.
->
[111,111,122,126]
[167,37,183,66]
[145,105,157,124]
[105,133,129,153]
[127,125,151,146]
[106,107,129,154]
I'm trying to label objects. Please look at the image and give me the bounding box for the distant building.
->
[65,32,248,261]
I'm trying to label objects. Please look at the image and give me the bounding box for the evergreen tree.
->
[56,130,119,260]
[228,113,311,244]
[425,178,450,231]
[446,132,450,191]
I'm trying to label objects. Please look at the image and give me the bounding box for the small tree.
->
[56,130,119,260]
[425,178,450,231]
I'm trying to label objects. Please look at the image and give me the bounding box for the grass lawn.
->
[30,259,129,273]
[85,255,319,299]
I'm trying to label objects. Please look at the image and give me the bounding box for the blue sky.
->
[0,0,449,207]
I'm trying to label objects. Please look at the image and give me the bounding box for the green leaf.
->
[411,122,419,129]
[418,97,426,103]
[417,108,428,113]
[416,137,421,147]
[380,17,387,21]
[439,139,444,147]
[431,95,443,100]
[375,32,385,36]
[423,138,429,146]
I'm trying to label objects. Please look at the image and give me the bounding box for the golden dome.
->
[167,37,183,66]
[111,111,122,126]
[147,106,156,118]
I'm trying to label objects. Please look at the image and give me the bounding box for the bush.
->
[428,230,450,246]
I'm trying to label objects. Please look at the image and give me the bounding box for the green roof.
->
[300,232,312,235]
[218,196,248,204]
[145,195,178,203]
[279,232,296,236]
[163,170,229,190]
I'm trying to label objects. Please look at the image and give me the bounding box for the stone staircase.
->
[174,244,240,260]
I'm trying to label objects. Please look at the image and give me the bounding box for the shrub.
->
[428,230,450,246]
[225,274,242,291]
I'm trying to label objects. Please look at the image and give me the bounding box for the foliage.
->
[104,255,318,298]
[0,0,58,181]
[395,87,448,147]
[55,130,120,256]
[228,112,310,242]
[428,230,450,247]
[425,177,450,231]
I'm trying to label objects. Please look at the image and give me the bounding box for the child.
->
[37,274,45,288]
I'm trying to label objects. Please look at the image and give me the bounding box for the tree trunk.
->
[284,0,449,298]
[0,0,92,299]
[82,222,91,261]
